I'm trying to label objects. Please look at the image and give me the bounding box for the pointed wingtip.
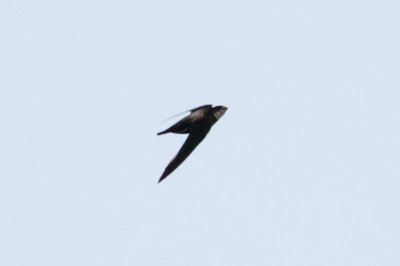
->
[158,173,164,183]
[158,172,168,183]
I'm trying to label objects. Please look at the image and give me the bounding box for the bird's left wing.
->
[158,125,211,183]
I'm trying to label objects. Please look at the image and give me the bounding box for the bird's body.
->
[157,104,227,183]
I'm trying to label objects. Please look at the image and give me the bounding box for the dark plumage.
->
[157,104,227,183]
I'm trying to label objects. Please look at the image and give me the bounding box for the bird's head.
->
[212,105,228,120]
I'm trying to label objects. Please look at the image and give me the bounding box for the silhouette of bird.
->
[157,104,227,183]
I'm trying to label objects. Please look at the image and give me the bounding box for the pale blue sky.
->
[1,0,399,265]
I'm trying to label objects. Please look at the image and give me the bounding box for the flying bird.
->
[157,104,228,183]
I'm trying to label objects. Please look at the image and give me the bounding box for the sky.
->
[1,0,399,265]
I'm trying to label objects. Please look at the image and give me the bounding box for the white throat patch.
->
[213,109,226,120]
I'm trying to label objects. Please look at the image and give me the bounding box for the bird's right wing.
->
[189,104,212,113]
[185,105,213,123]
[162,105,212,122]
[157,105,212,135]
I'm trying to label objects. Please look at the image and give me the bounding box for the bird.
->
[157,104,228,183]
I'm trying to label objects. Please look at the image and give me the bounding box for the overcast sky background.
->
[1,1,399,265]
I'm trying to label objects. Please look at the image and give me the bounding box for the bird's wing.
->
[189,104,212,113]
[161,105,212,122]
[158,125,211,183]
[186,105,213,123]
[157,105,213,135]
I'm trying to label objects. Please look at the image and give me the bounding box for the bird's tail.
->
[157,130,169,135]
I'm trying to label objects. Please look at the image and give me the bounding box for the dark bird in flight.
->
[157,104,228,183]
